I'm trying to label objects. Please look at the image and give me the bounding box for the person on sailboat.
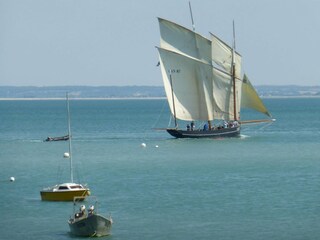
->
[187,124,190,131]
[190,121,195,131]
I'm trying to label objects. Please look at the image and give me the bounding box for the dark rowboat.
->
[44,135,69,142]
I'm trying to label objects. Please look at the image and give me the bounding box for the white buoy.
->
[63,152,70,158]
[141,143,146,148]
[10,177,15,182]
[155,145,159,148]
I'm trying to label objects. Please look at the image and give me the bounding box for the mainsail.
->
[158,47,214,121]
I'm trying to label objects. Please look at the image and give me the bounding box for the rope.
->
[152,99,168,129]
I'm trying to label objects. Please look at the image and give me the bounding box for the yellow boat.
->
[40,183,90,201]
[40,93,90,201]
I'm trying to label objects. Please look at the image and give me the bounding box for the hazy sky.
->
[0,0,319,86]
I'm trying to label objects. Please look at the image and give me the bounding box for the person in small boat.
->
[75,205,86,219]
[203,123,208,131]
[88,205,95,216]
[187,124,190,131]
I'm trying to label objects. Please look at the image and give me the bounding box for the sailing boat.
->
[156,17,273,138]
[40,93,90,201]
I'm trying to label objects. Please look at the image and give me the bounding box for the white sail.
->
[157,17,270,126]
[211,34,242,79]
[241,74,272,117]
[158,18,211,64]
[158,47,241,121]
[158,47,214,121]
[211,68,242,121]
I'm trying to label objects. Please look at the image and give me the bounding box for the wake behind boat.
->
[156,7,273,139]
[40,93,90,201]
[68,197,113,237]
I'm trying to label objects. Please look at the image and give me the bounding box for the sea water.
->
[0,98,320,240]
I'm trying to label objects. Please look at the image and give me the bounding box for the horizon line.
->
[0,84,320,88]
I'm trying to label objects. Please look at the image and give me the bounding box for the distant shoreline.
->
[0,96,320,101]
[0,85,319,99]
[0,97,167,101]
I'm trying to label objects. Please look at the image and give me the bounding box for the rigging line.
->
[168,114,173,128]
[56,165,63,184]
[152,99,168,129]
[74,155,85,185]
[240,120,273,131]
[75,165,81,184]
[212,65,243,82]
[259,121,274,130]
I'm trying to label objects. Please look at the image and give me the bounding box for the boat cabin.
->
[54,183,86,191]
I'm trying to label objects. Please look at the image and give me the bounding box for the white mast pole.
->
[66,92,73,183]
[189,1,195,31]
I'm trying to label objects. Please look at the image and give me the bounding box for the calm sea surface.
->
[1,98,320,240]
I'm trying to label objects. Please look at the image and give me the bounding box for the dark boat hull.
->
[167,126,240,138]
[69,214,112,237]
[44,135,69,142]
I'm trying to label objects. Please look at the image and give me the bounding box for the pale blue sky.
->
[0,0,319,86]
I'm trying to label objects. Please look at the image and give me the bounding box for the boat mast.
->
[189,1,195,31]
[66,93,73,183]
[189,1,212,130]
[232,21,238,121]
[169,70,178,128]
[189,1,213,129]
